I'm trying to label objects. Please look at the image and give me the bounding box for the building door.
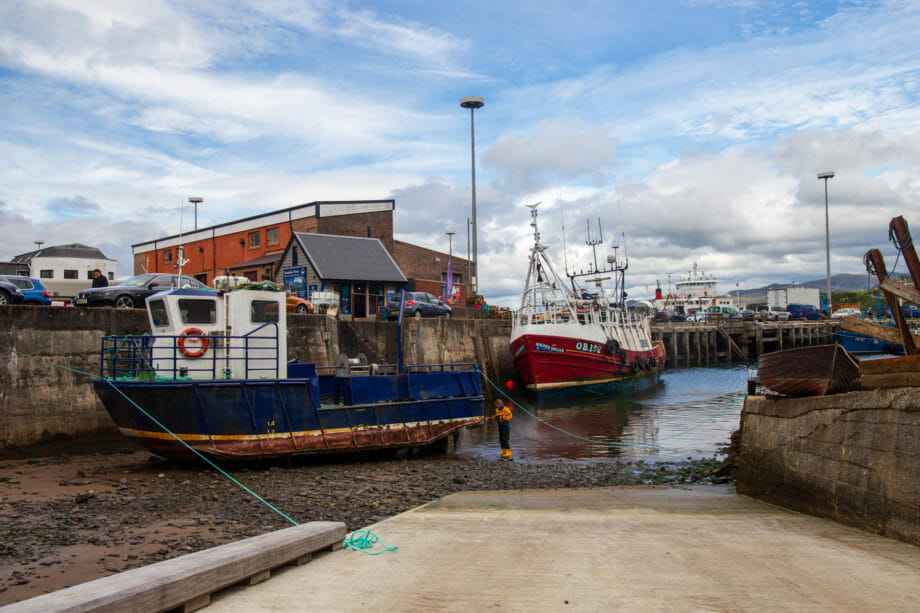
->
[353,283,367,318]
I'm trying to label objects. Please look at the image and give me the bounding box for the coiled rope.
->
[480,371,746,448]
[342,529,398,555]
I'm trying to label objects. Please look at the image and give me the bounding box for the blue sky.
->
[2,1,919,306]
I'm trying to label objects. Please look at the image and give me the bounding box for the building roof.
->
[228,253,284,270]
[290,233,406,283]
[12,243,113,263]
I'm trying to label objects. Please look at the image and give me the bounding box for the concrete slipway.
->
[208,485,920,612]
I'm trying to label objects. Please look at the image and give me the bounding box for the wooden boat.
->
[756,344,859,397]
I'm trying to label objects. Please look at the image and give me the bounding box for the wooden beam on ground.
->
[6,521,346,613]
[880,277,920,305]
[859,372,920,390]
[859,354,920,375]
[838,316,920,346]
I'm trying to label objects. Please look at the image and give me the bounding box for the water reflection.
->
[460,366,749,462]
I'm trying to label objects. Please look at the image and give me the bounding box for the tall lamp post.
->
[817,171,835,314]
[446,230,455,302]
[460,96,484,294]
[466,218,472,293]
[189,197,203,231]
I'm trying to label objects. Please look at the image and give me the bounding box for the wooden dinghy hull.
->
[756,344,859,397]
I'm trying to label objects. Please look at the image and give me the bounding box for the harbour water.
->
[459,365,750,462]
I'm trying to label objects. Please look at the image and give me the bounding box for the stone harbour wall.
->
[737,389,920,546]
[0,306,513,449]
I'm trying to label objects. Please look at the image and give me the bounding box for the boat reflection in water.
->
[459,366,749,462]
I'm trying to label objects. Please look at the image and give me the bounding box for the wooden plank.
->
[5,521,346,613]
[838,316,920,346]
[859,354,920,375]
[859,372,920,389]
[880,277,920,305]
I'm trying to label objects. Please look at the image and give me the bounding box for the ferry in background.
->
[653,263,734,316]
[509,203,665,392]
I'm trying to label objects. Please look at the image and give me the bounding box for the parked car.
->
[739,309,756,322]
[72,273,207,309]
[385,291,451,320]
[901,305,920,319]
[654,310,685,322]
[831,307,862,319]
[1,276,51,305]
[0,278,25,305]
[706,306,743,322]
[786,303,822,320]
[758,305,791,321]
[686,311,707,322]
[286,295,314,314]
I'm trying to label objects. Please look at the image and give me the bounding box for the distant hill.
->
[737,273,879,303]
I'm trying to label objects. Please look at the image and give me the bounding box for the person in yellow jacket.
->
[493,397,513,461]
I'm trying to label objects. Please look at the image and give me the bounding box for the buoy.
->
[506,380,515,390]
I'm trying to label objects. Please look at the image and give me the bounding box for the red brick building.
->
[132,199,475,311]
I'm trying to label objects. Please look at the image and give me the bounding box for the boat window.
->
[149,299,169,327]
[251,299,280,323]
[178,299,217,324]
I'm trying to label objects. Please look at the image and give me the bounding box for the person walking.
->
[493,397,513,461]
[91,269,108,288]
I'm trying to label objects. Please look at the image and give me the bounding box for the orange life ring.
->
[177,327,209,358]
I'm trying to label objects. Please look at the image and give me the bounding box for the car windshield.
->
[118,274,159,287]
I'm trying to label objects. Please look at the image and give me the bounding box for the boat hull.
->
[510,332,666,391]
[756,344,859,397]
[94,376,484,461]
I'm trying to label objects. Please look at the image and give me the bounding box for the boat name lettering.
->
[574,341,602,354]
[535,342,564,353]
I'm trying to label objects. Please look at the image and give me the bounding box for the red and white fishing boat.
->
[509,203,665,392]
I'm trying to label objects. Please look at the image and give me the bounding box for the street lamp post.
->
[817,171,835,314]
[466,218,472,292]
[189,197,203,231]
[460,96,484,294]
[446,230,455,302]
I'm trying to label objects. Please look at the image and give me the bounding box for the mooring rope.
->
[342,529,398,555]
[13,351,299,526]
[480,371,747,448]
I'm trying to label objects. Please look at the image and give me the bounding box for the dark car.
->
[385,291,451,320]
[72,273,207,309]
[786,303,821,320]
[739,309,756,322]
[1,276,52,306]
[901,305,920,319]
[0,278,25,305]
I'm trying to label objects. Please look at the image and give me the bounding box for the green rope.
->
[342,530,398,555]
[480,370,746,448]
[13,351,299,527]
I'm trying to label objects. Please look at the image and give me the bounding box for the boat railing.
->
[100,322,281,380]
[313,362,480,376]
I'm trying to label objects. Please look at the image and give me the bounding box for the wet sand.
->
[0,442,731,606]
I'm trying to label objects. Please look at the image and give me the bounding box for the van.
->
[706,306,742,322]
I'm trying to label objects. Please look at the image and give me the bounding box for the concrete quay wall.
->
[0,306,514,449]
[737,389,920,546]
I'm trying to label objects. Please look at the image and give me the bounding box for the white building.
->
[10,244,116,299]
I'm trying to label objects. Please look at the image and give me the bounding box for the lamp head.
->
[817,171,835,180]
[460,96,484,110]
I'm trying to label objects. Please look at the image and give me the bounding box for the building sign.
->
[282,267,307,299]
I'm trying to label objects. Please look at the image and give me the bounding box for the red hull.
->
[511,333,666,391]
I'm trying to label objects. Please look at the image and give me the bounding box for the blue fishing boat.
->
[93,283,485,461]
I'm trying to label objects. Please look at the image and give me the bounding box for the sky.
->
[2,0,919,307]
